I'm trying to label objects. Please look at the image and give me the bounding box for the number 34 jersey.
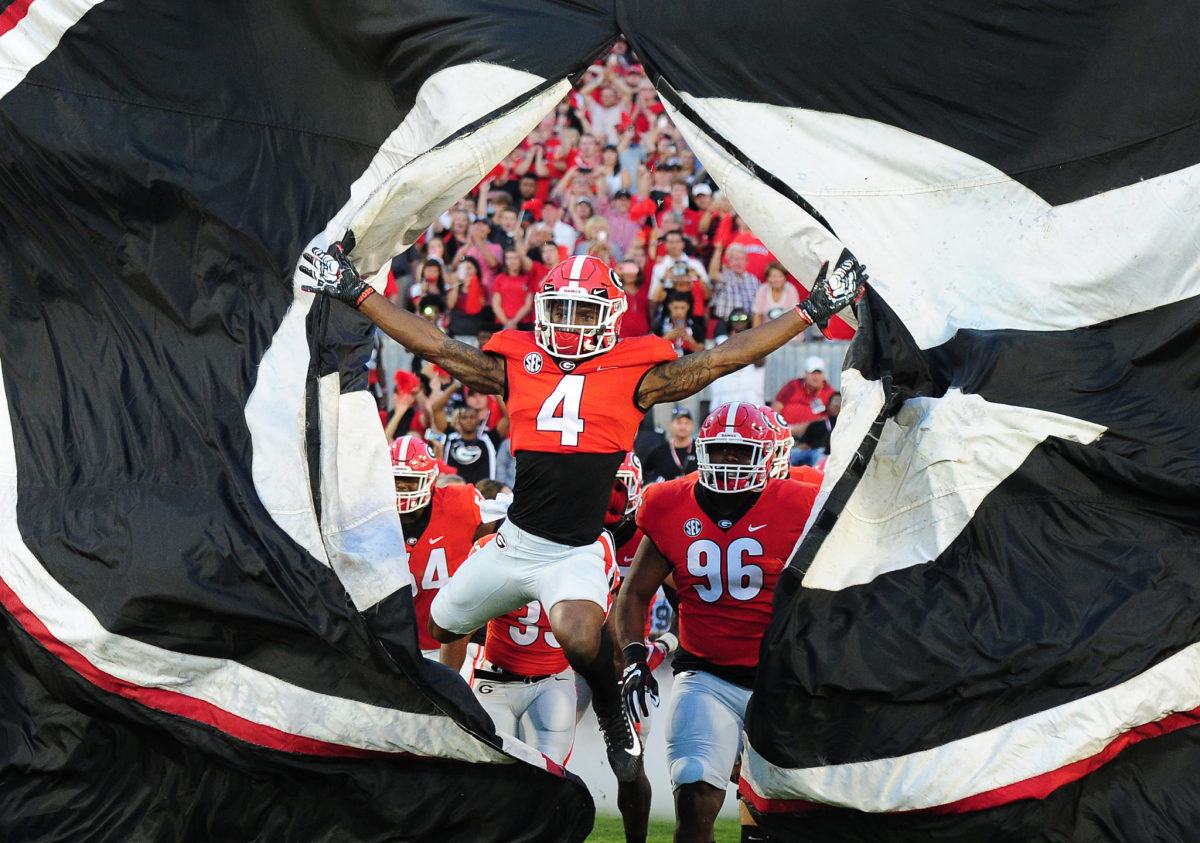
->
[406,483,483,651]
[637,475,818,667]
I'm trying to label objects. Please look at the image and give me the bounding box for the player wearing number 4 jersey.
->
[300,236,865,784]
[615,402,818,843]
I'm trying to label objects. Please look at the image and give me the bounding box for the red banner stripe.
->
[0,572,406,759]
[742,706,1200,816]
[0,0,34,37]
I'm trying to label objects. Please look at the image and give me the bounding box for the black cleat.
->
[597,706,643,782]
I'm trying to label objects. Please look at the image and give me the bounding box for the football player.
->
[301,238,864,782]
[614,402,818,842]
[762,405,826,486]
[390,435,482,668]
[604,453,676,843]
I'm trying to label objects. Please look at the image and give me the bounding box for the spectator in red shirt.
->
[729,218,775,282]
[491,250,535,330]
[773,355,836,437]
[616,259,652,338]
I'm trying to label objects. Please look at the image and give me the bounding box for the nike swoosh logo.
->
[427,535,444,544]
[747,524,766,532]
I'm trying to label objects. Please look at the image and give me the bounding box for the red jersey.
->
[481,532,619,676]
[637,475,816,667]
[483,331,675,455]
[480,331,675,544]
[613,526,654,640]
[775,379,836,427]
[406,483,483,651]
[789,465,825,486]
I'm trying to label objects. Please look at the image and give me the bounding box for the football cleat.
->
[597,704,643,783]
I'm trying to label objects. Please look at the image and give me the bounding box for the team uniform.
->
[404,483,484,657]
[429,328,674,635]
[637,473,817,791]
[471,532,619,763]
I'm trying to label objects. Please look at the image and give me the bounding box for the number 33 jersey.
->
[637,475,817,667]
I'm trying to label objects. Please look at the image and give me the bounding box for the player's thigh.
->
[472,680,518,735]
[518,672,578,764]
[537,540,611,614]
[664,671,749,791]
[429,531,530,634]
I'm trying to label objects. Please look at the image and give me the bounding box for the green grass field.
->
[586,814,741,842]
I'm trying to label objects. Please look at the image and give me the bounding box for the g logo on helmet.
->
[523,352,544,374]
[684,518,702,537]
[609,268,624,290]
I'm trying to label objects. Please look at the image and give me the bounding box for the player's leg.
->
[471,677,517,738]
[518,670,577,765]
[539,543,642,781]
[428,522,532,643]
[738,799,772,842]
[664,671,749,842]
[617,767,653,843]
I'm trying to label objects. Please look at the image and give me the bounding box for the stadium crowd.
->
[340,40,857,843]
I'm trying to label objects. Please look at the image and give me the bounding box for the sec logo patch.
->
[684,518,702,537]
[523,352,543,374]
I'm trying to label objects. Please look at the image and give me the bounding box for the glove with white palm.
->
[621,642,660,723]
[797,248,868,337]
[299,235,375,309]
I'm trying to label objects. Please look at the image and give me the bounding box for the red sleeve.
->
[774,380,799,405]
[628,197,658,223]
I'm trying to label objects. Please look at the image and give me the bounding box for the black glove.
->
[299,236,374,309]
[621,642,659,722]
[797,248,868,335]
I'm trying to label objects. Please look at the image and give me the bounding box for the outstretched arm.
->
[636,309,808,407]
[300,241,505,394]
[635,250,868,408]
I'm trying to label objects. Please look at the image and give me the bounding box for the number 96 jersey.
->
[637,475,817,667]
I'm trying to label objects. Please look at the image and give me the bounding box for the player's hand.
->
[797,249,868,336]
[621,643,659,722]
[299,235,375,309]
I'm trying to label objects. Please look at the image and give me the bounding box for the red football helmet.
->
[389,435,438,513]
[534,255,626,359]
[760,406,795,480]
[615,451,643,514]
[696,402,773,493]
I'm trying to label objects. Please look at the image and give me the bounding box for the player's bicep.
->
[635,351,725,409]
[624,534,671,602]
[434,343,506,394]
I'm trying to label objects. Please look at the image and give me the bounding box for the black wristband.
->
[622,642,648,666]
